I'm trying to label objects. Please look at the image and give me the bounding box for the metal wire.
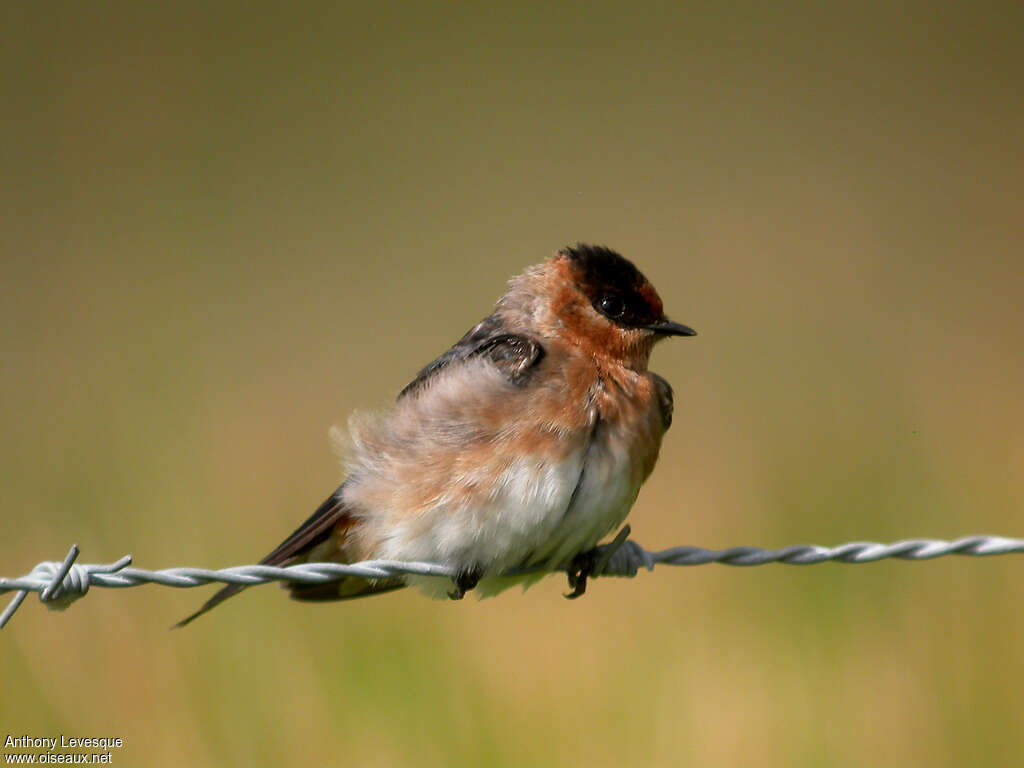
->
[2,531,1022,629]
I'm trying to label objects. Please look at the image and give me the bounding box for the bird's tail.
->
[174,485,403,627]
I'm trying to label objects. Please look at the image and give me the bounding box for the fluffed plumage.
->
[176,244,694,626]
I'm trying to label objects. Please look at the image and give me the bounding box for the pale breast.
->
[343,351,594,572]
[342,347,668,597]
[530,365,668,569]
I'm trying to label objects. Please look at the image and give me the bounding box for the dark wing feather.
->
[176,320,545,626]
[174,486,350,627]
[398,313,544,399]
[257,485,349,567]
[651,373,674,429]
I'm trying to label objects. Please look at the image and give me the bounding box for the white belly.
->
[392,420,651,599]
[530,421,647,570]
[349,363,666,599]
[371,448,589,592]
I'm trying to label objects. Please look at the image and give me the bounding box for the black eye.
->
[598,294,626,318]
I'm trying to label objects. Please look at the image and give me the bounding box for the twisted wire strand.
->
[2,533,1022,628]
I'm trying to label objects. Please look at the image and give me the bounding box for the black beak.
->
[647,320,697,337]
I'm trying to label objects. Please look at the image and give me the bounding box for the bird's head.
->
[501,243,695,370]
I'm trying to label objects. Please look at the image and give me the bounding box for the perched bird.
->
[176,244,695,626]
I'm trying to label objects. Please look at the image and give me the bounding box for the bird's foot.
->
[448,567,482,600]
[565,549,597,600]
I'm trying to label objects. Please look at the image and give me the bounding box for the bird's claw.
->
[565,549,597,599]
[448,568,482,600]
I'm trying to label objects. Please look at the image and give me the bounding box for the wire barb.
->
[1,533,1021,629]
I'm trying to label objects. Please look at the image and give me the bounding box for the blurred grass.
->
[2,1,1023,766]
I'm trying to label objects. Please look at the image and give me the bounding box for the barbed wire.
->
[2,529,1022,629]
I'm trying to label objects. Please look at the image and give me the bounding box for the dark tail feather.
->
[288,579,406,602]
[174,584,247,628]
[173,485,350,628]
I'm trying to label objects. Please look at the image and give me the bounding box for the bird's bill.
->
[646,320,697,337]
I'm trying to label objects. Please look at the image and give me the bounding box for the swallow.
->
[176,244,695,626]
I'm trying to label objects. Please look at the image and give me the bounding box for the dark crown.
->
[560,243,664,328]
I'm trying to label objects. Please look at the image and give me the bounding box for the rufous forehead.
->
[637,281,663,318]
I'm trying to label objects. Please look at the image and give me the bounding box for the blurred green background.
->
[2,2,1022,766]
